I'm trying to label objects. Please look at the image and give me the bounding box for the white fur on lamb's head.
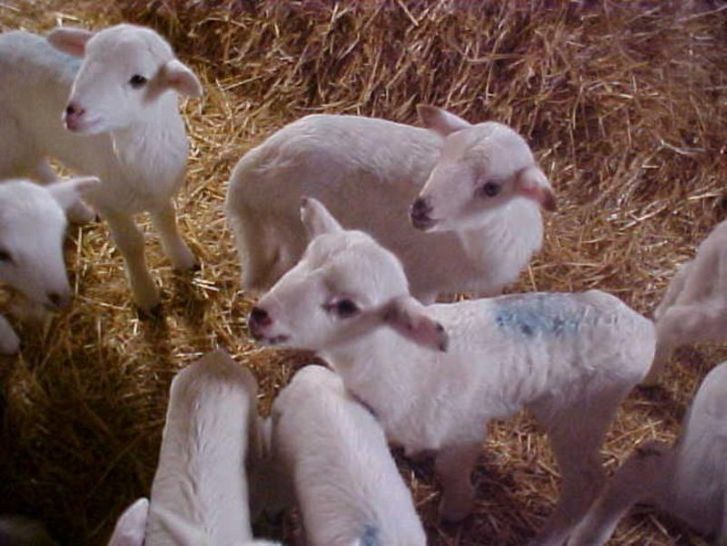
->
[411,105,556,233]
[47,24,202,135]
[0,178,98,309]
[249,198,448,353]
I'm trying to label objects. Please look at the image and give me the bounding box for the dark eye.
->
[333,299,360,318]
[0,249,12,263]
[478,181,501,198]
[129,74,148,89]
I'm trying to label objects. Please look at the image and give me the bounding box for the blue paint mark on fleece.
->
[494,294,582,338]
[359,524,380,546]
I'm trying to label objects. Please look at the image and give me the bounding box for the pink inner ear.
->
[520,185,557,211]
[47,29,92,57]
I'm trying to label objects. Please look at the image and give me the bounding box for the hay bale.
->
[0,0,724,544]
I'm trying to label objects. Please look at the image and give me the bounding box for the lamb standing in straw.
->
[248,198,655,546]
[226,106,555,303]
[0,24,202,314]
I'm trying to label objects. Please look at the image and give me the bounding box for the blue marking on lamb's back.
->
[494,293,584,338]
[360,524,380,546]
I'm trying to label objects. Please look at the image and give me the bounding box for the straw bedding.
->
[0,0,724,544]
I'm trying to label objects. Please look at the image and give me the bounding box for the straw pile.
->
[0,0,724,544]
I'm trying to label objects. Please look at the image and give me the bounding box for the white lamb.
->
[225,105,556,303]
[568,360,727,546]
[0,24,202,314]
[643,219,727,385]
[107,350,279,546]
[247,198,655,546]
[254,364,426,546]
[0,177,98,354]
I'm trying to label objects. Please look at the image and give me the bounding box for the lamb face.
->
[48,24,202,135]
[0,178,97,310]
[411,105,556,233]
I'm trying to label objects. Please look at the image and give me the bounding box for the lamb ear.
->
[161,59,203,97]
[47,177,100,212]
[300,197,343,240]
[514,166,557,212]
[381,296,448,352]
[108,498,149,546]
[417,104,472,137]
[47,27,94,57]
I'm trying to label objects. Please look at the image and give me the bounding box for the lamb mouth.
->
[410,214,439,231]
[263,334,290,346]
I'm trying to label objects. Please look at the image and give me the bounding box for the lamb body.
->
[109,350,278,546]
[248,198,655,546]
[568,360,727,545]
[0,25,201,312]
[226,106,555,303]
[644,219,727,384]
[260,364,426,546]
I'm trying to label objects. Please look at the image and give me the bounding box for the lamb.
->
[567,361,727,546]
[0,24,202,314]
[247,198,655,546]
[254,364,427,546]
[643,219,727,385]
[225,105,556,303]
[0,177,99,354]
[107,350,279,546]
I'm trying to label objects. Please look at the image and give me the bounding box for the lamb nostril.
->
[65,103,83,117]
[249,306,272,328]
[411,197,432,216]
[48,292,69,309]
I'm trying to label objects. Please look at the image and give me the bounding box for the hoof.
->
[67,201,97,225]
[137,302,164,320]
[173,259,200,274]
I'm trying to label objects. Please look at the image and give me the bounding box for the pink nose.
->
[64,102,85,130]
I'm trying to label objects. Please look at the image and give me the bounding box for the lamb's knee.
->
[435,444,480,522]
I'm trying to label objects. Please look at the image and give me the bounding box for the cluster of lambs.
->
[0,21,724,546]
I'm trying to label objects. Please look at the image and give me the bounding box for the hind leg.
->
[528,387,629,546]
[567,441,672,546]
[226,203,275,293]
[653,261,691,321]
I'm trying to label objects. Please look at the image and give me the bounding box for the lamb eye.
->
[478,181,501,198]
[129,74,148,88]
[0,249,13,263]
[334,299,360,318]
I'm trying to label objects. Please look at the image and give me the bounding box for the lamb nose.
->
[411,197,431,216]
[249,306,272,328]
[65,103,84,117]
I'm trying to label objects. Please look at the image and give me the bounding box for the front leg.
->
[643,301,727,385]
[435,442,481,522]
[103,210,160,314]
[149,200,198,271]
[0,315,20,354]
